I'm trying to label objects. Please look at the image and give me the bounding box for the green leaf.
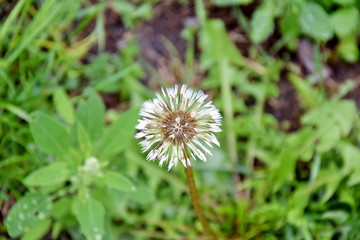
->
[322,211,349,224]
[127,184,155,205]
[77,122,93,157]
[5,192,52,238]
[212,0,253,6]
[348,172,360,186]
[30,111,70,156]
[316,124,341,152]
[288,73,325,109]
[300,2,333,41]
[51,221,62,239]
[200,19,243,68]
[318,168,344,203]
[250,6,274,44]
[302,100,357,152]
[302,100,356,133]
[21,219,51,240]
[96,107,139,159]
[271,148,298,189]
[24,162,71,187]
[53,88,75,124]
[74,197,105,240]
[76,90,105,142]
[287,128,316,161]
[330,101,357,134]
[338,36,359,63]
[280,10,301,41]
[99,171,135,192]
[332,0,355,6]
[51,197,72,219]
[331,7,359,38]
[340,143,360,173]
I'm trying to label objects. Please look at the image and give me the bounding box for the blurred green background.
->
[1,0,360,239]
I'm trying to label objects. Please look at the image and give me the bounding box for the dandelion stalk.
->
[185,166,216,240]
[135,85,222,239]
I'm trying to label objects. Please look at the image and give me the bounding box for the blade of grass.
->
[96,4,106,52]
[5,0,61,66]
[0,0,29,50]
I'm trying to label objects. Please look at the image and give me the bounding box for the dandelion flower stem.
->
[185,166,217,240]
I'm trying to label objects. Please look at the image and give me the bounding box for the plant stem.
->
[220,59,243,199]
[185,166,217,240]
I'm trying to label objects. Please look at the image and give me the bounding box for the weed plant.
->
[1,0,360,239]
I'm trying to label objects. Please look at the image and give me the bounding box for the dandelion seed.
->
[135,85,222,170]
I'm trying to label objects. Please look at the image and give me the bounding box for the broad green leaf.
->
[96,107,139,159]
[331,101,357,134]
[271,148,297,189]
[24,162,71,187]
[300,2,333,41]
[77,122,93,157]
[99,171,135,192]
[250,7,274,44]
[21,219,51,240]
[30,111,70,156]
[348,171,360,186]
[51,197,72,219]
[74,197,105,240]
[53,88,75,124]
[5,192,52,238]
[331,7,359,38]
[280,10,301,41]
[338,36,359,63]
[76,90,105,142]
[316,123,341,152]
[340,143,360,173]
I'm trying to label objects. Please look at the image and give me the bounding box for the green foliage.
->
[213,0,253,7]
[2,0,360,239]
[300,2,334,41]
[4,90,148,239]
[74,197,105,240]
[193,0,360,238]
[250,2,275,44]
[5,192,52,238]
[53,88,75,124]
[30,112,70,157]
[76,90,105,142]
[24,162,71,188]
[331,7,359,38]
[232,0,360,62]
[95,107,139,159]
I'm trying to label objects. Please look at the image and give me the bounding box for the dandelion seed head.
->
[161,110,197,145]
[135,85,222,170]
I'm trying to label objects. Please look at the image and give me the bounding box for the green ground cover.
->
[1,0,360,239]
